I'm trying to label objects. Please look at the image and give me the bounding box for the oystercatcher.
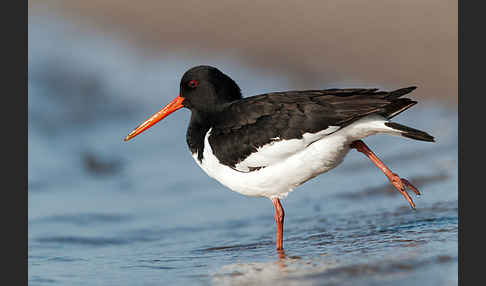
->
[124,65,434,250]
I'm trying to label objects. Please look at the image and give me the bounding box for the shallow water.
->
[28,13,458,286]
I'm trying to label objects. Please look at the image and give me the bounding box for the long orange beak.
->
[124,95,185,142]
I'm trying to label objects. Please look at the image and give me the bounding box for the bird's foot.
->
[387,172,420,209]
[351,140,421,209]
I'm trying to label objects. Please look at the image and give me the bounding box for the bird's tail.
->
[380,86,418,119]
[384,122,435,142]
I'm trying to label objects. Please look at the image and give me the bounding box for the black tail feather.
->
[385,122,435,142]
[381,98,417,119]
[385,86,417,99]
[378,86,418,119]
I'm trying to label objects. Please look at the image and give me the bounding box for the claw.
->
[394,180,416,209]
[401,178,421,196]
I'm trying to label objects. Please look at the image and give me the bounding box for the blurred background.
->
[28,1,458,285]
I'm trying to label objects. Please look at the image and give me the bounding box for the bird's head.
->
[124,65,241,142]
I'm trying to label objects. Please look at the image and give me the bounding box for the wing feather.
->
[208,87,417,169]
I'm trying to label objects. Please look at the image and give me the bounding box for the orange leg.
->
[272,198,285,250]
[350,140,421,209]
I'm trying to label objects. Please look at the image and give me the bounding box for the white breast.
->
[192,114,400,199]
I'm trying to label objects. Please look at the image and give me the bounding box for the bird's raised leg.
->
[272,198,285,250]
[350,140,421,209]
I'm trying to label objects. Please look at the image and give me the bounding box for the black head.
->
[123,65,241,142]
[179,65,242,113]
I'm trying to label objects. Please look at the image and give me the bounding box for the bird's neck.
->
[186,111,213,161]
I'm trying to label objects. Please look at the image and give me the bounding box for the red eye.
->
[188,80,198,88]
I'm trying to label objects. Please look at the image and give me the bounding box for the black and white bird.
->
[124,65,435,250]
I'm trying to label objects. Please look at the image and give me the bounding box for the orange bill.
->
[124,95,185,142]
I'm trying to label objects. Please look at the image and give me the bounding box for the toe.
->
[401,178,421,196]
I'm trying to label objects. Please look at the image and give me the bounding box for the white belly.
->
[192,115,400,199]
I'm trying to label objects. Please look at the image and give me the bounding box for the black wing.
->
[208,87,417,168]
